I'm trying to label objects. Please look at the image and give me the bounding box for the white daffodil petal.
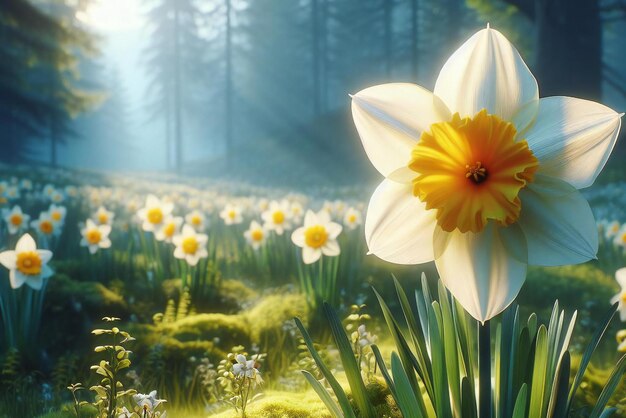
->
[617,268,626,288]
[351,83,450,179]
[322,240,340,257]
[0,251,17,270]
[518,175,598,266]
[302,247,321,264]
[10,270,27,289]
[525,96,622,189]
[434,27,538,124]
[365,179,437,264]
[15,234,37,252]
[434,223,528,322]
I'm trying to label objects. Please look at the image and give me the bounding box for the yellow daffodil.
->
[220,204,243,225]
[244,221,267,250]
[3,205,30,235]
[0,233,53,290]
[173,224,208,266]
[262,200,291,235]
[352,27,622,321]
[137,195,174,232]
[292,210,342,264]
[80,219,112,254]
[611,268,626,322]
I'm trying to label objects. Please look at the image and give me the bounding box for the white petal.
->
[291,227,306,247]
[365,179,437,264]
[26,275,43,290]
[37,249,53,264]
[173,248,185,259]
[303,247,321,264]
[351,83,450,179]
[326,222,342,239]
[100,225,112,236]
[617,268,626,288]
[518,175,597,266]
[100,239,112,249]
[15,233,36,252]
[524,96,622,189]
[434,27,538,124]
[322,240,340,257]
[434,223,528,322]
[0,251,17,270]
[10,270,26,289]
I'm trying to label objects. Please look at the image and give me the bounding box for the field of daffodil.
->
[1,27,626,418]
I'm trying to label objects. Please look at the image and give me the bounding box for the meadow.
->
[0,161,623,418]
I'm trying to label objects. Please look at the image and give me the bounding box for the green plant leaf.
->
[323,302,377,418]
[294,316,356,418]
[391,352,424,418]
[302,370,344,418]
[512,384,528,418]
[589,354,626,418]
[529,325,549,418]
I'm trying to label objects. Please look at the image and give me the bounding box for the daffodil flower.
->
[155,216,183,243]
[291,210,342,264]
[611,268,626,321]
[262,200,291,235]
[0,233,53,290]
[80,219,112,254]
[343,207,362,230]
[244,220,267,250]
[172,224,208,266]
[232,354,262,384]
[31,212,58,237]
[137,195,174,232]
[185,210,206,230]
[94,206,114,226]
[132,390,166,411]
[219,204,243,225]
[352,26,622,321]
[3,205,30,235]
[48,204,67,226]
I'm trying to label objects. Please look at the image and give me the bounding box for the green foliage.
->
[299,276,626,418]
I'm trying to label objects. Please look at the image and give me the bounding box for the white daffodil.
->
[244,221,267,250]
[611,268,626,321]
[80,219,112,255]
[606,221,621,240]
[185,210,206,230]
[219,204,243,225]
[133,390,166,412]
[50,190,65,204]
[290,201,304,224]
[0,233,53,290]
[48,204,67,226]
[94,206,114,226]
[613,226,626,249]
[343,207,362,230]
[291,210,342,264]
[3,205,30,235]
[172,224,208,266]
[137,195,174,232]
[155,216,183,243]
[352,26,622,322]
[262,200,291,235]
[232,354,262,385]
[5,185,20,200]
[31,212,58,237]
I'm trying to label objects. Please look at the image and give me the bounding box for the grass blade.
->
[302,371,344,418]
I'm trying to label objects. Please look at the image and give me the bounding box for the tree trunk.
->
[225,0,233,158]
[411,0,419,80]
[173,1,183,173]
[534,0,602,99]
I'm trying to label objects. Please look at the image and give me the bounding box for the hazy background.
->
[2,0,625,188]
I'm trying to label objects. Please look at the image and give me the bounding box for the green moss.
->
[211,389,332,418]
[245,292,308,342]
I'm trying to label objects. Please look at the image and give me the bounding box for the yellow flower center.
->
[182,236,199,254]
[86,228,102,245]
[612,224,620,233]
[621,232,626,244]
[10,214,22,226]
[348,214,357,223]
[16,251,42,275]
[163,222,176,237]
[409,110,539,233]
[228,210,236,220]
[98,213,108,224]
[147,208,163,224]
[621,293,626,304]
[40,220,54,234]
[251,229,264,242]
[51,211,62,221]
[191,215,202,225]
[272,211,285,225]
[304,225,328,249]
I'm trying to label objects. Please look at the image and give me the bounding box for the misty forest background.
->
[2,0,626,189]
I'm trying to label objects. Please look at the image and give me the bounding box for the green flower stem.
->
[479,320,491,418]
